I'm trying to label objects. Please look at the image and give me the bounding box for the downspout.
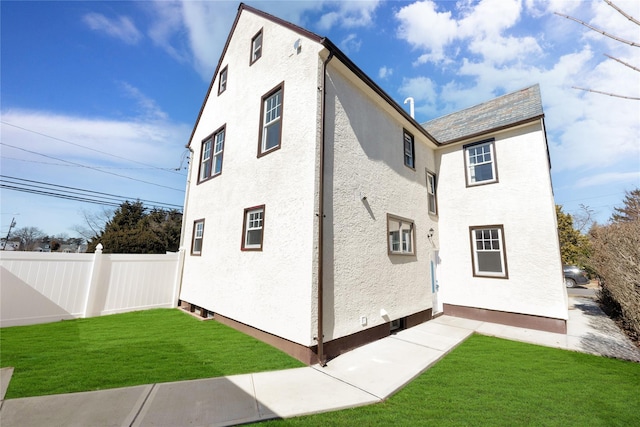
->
[317,51,334,367]
[176,147,195,305]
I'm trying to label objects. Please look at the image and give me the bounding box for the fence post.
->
[171,248,186,307]
[83,243,105,318]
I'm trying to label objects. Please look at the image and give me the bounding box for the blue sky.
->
[1,0,639,239]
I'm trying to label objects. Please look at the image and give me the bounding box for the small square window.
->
[198,125,225,182]
[427,172,437,215]
[218,66,228,95]
[258,84,284,157]
[242,206,265,251]
[191,219,204,255]
[464,140,498,186]
[470,225,508,278]
[403,130,415,169]
[387,214,415,256]
[251,29,263,64]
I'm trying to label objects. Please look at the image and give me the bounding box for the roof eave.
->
[437,114,545,146]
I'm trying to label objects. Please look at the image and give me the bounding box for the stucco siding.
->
[180,11,324,346]
[437,122,567,320]
[322,64,437,341]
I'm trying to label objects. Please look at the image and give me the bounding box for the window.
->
[464,140,497,186]
[403,130,415,169]
[218,66,228,95]
[387,214,415,255]
[242,206,265,251]
[198,126,225,182]
[191,220,205,255]
[470,225,508,278]
[250,29,263,64]
[258,84,283,157]
[427,172,437,215]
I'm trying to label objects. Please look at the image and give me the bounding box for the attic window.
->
[218,66,228,95]
[251,29,263,64]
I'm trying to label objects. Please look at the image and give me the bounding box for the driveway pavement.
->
[1,295,638,427]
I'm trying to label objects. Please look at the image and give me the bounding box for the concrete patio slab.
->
[132,375,262,427]
[430,315,484,330]
[476,322,567,350]
[411,318,477,340]
[392,323,472,351]
[316,336,444,400]
[1,367,14,403]
[0,384,152,427]
[252,367,379,419]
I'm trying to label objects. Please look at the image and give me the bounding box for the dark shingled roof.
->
[422,85,544,144]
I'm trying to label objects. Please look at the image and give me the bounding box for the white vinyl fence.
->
[0,244,184,328]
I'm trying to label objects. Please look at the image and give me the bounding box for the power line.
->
[2,156,187,173]
[0,142,185,192]
[0,175,183,211]
[1,121,187,175]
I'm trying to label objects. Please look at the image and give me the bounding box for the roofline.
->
[186,3,323,148]
[437,114,545,146]
[320,38,440,146]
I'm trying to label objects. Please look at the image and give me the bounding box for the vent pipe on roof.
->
[404,97,415,119]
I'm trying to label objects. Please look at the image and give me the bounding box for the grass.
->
[264,334,640,426]
[0,308,304,399]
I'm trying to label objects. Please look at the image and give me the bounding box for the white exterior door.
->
[431,250,442,314]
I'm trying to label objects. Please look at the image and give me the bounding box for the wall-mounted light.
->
[428,228,434,239]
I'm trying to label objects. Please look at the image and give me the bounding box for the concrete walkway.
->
[1,295,638,427]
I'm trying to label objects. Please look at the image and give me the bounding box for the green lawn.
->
[264,334,640,426]
[0,309,304,399]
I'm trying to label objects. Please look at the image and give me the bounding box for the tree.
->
[556,1,639,100]
[87,201,182,254]
[11,226,46,251]
[556,205,592,266]
[611,188,640,222]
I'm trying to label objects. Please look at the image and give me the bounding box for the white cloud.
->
[316,0,382,31]
[82,13,142,45]
[118,82,168,122]
[339,33,362,53]
[378,66,393,79]
[574,171,640,189]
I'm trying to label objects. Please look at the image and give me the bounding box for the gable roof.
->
[422,85,544,145]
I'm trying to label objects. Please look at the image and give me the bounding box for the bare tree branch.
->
[604,53,640,72]
[605,0,640,26]
[572,86,640,100]
[555,12,639,47]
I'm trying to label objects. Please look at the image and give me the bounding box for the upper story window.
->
[427,172,437,215]
[198,125,225,182]
[387,214,415,256]
[218,66,228,95]
[250,29,263,64]
[191,219,205,256]
[403,130,415,169]
[464,139,497,186]
[470,225,508,278]
[242,205,265,251]
[258,83,284,157]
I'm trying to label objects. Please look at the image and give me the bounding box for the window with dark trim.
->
[464,139,498,186]
[403,129,415,169]
[470,225,508,278]
[242,205,265,251]
[427,171,437,215]
[387,214,415,256]
[250,29,263,64]
[198,125,225,182]
[218,66,228,95]
[191,219,205,255]
[258,83,283,157]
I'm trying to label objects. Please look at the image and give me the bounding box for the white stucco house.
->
[179,3,567,364]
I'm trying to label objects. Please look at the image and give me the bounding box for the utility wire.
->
[2,156,187,173]
[1,176,182,210]
[1,121,186,174]
[0,142,185,192]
